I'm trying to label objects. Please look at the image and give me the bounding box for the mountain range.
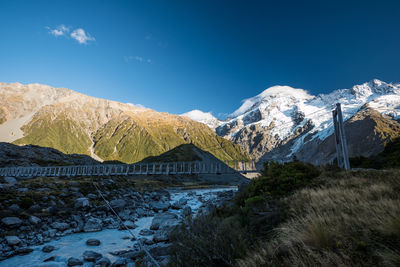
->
[0,79,399,167]
[187,79,400,166]
[0,83,248,164]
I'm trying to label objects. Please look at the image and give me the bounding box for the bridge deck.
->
[0,161,258,178]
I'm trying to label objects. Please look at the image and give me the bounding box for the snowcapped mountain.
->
[181,110,221,128]
[216,79,400,165]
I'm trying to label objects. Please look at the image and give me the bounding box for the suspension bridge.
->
[0,160,258,178]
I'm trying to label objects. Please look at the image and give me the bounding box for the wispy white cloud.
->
[124,55,152,64]
[70,28,95,44]
[127,103,146,109]
[46,25,70,37]
[46,25,95,45]
[135,56,144,62]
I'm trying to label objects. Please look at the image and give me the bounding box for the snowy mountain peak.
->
[258,85,311,99]
[217,79,400,163]
[229,85,313,119]
[350,79,397,98]
[181,110,221,128]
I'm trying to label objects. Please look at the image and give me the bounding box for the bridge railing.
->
[224,160,258,172]
[0,160,253,178]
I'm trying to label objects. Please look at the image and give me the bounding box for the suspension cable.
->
[91,180,160,267]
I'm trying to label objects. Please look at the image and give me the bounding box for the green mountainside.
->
[14,112,92,155]
[90,112,249,163]
[1,83,249,163]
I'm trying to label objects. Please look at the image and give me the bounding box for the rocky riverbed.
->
[0,174,237,266]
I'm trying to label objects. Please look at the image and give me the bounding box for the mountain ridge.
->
[0,83,249,164]
[185,79,400,165]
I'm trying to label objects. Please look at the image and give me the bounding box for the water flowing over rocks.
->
[0,184,237,266]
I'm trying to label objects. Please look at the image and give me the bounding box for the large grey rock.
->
[87,193,97,200]
[109,199,126,210]
[153,227,174,243]
[139,229,154,236]
[83,250,102,262]
[103,217,118,229]
[111,258,128,267]
[28,204,41,213]
[86,238,101,246]
[171,197,188,209]
[1,217,22,228]
[151,201,169,212]
[118,210,132,221]
[67,257,83,266]
[74,197,90,209]
[83,218,102,232]
[9,204,21,213]
[150,212,179,230]
[95,257,111,266]
[51,222,70,231]
[122,220,137,229]
[15,247,33,255]
[119,249,142,259]
[29,215,41,225]
[42,245,55,253]
[5,236,21,245]
[72,215,84,232]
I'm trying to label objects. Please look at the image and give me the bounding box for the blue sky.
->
[1,0,400,118]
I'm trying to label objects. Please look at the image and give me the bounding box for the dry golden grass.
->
[236,169,400,267]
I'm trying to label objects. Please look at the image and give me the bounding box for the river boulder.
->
[1,217,22,228]
[150,212,179,230]
[83,218,102,232]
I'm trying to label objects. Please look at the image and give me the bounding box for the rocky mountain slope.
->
[0,83,248,164]
[202,79,400,165]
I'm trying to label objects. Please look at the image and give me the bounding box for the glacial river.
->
[1,186,236,267]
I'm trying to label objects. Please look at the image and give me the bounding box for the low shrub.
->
[170,161,319,266]
[236,161,320,207]
[169,215,249,267]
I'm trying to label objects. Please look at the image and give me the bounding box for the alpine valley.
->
[1,79,399,167]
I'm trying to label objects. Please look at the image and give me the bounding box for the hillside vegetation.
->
[350,137,400,169]
[0,82,248,164]
[11,105,248,165]
[170,162,400,266]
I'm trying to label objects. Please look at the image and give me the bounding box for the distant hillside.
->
[0,83,249,164]
[350,136,400,169]
[0,142,99,167]
[141,143,233,165]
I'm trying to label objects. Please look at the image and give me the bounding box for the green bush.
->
[236,161,320,207]
[170,161,321,266]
